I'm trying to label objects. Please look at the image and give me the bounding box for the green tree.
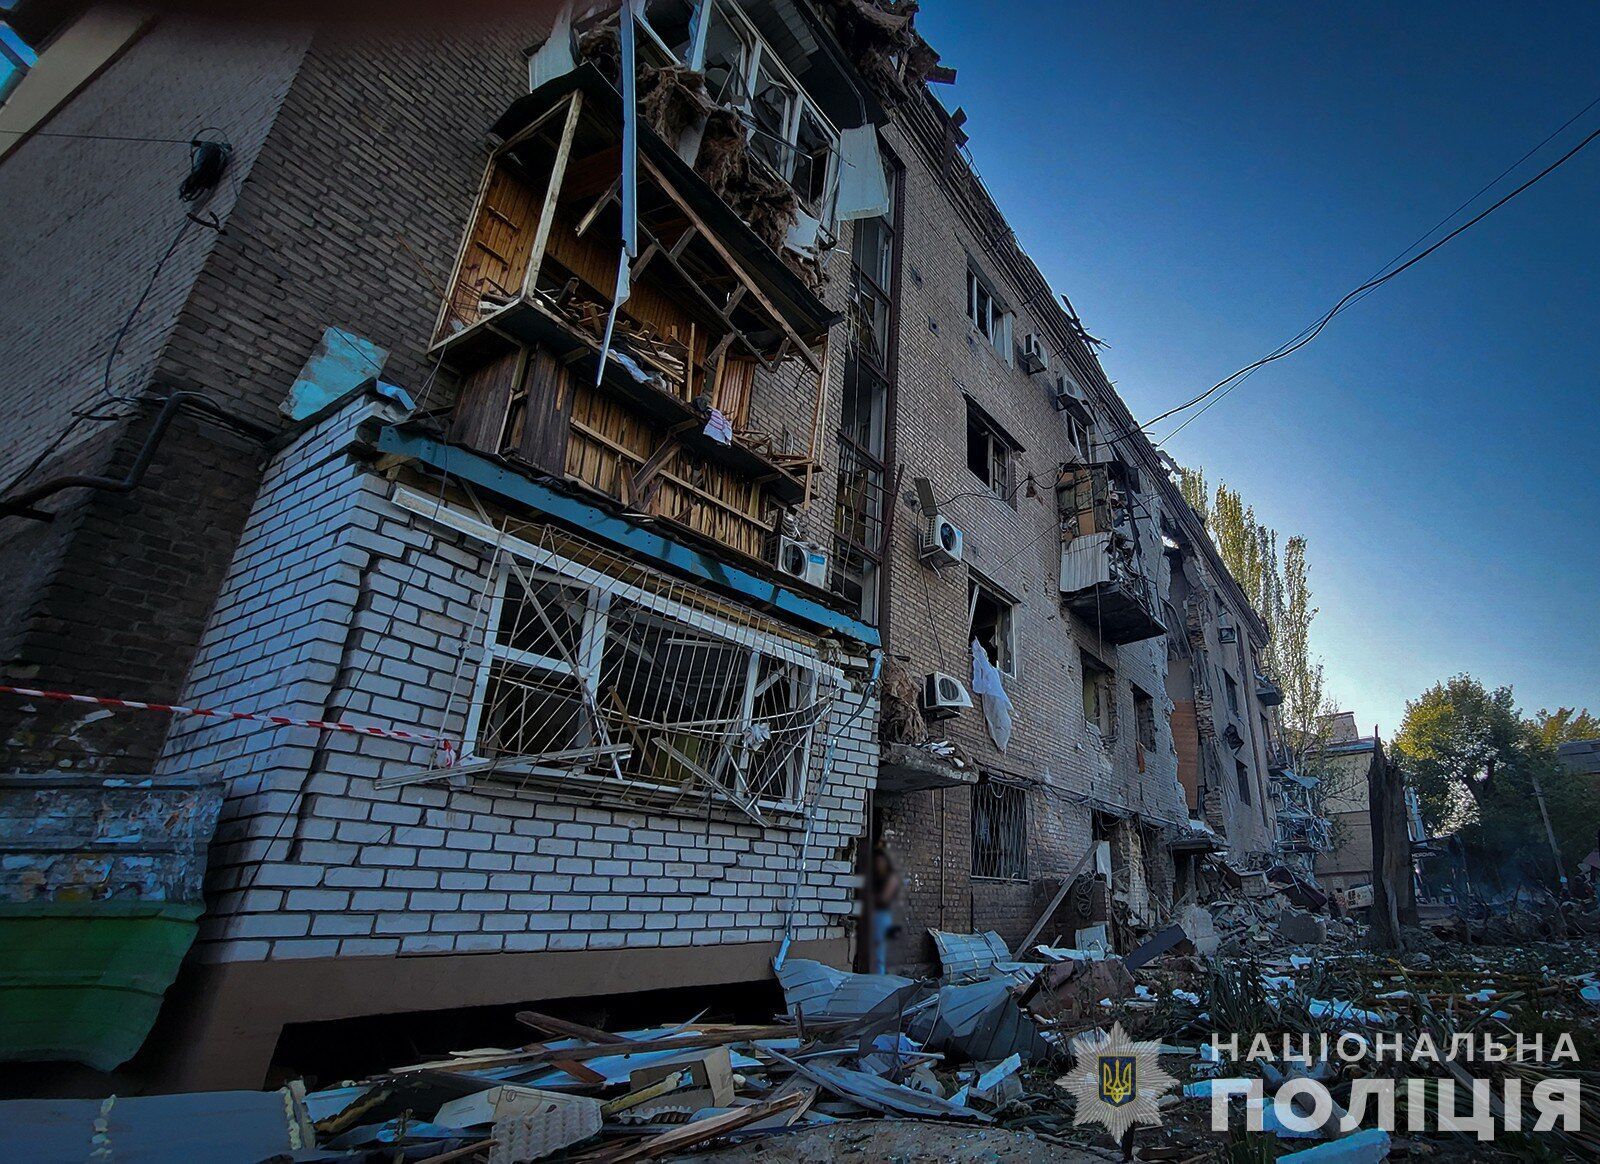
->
[1393,675,1526,831]
[1394,676,1600,888]
[1175,467,1330,765]
[1533,707,1600,746]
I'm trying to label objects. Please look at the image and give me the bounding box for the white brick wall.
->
[160,392,878,964]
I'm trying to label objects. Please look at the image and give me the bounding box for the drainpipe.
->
[0,393,274,523]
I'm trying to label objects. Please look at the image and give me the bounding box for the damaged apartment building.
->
[0,0,1278,1088]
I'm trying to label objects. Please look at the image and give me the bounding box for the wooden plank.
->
[522,90,585,301]
[516,1009,629,1044]
[511,346,573,472]
[1016,842,1099,955]
[639,154,824,374]
[393,1023,846,1075]
[600,1089,809,1162]
[449,348,523,454]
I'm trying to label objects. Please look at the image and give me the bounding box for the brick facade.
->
[0,3,1285,1085]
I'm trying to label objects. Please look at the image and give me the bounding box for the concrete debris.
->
[1277,906,1329,946]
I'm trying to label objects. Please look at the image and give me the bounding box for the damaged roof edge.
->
[899,87,1270,645]
[374,425,881,650]
[488,65,844,343]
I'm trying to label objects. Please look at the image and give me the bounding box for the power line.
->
[0,128,194,144]
[1154,93,1600,446]
[1107,101,1600,445]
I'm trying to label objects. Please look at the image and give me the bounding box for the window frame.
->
[965,264,1013,361]
[831,154,901,621]
[964,397,1019,499]
[968,576,1018,679]
[971,779,1028,882]
[465,554,834,807]
[1081,651,1114,739]
[657,0,841,224]
[1223,671,1241,719]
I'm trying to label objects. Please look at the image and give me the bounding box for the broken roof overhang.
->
[488,66,842,344]
[876,740,977,794]
[374,425,879,649]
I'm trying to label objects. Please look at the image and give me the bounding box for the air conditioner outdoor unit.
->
[1050,372,1091,416]
[922,672,974,719]
[776,535,828,587]
[1218,624,1238,644]
[918,514,964,566]
[1019,332,1048,374]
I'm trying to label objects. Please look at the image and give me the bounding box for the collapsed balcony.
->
[1056,462,1166,645]
[431,66,841,562]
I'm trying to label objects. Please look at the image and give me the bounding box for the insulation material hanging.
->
[970,638,1012,752]
[527,0,577,90]
[835,125,891,221]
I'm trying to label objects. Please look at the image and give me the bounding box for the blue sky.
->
[915,1,1600,735]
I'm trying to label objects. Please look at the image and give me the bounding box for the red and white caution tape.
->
[0,684,458,766]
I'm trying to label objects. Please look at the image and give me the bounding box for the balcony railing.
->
[1057,464,1165,645]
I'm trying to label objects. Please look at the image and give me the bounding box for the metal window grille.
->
[972,780,1028,881]
[447,514,846,825]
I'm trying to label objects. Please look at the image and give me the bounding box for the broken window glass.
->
[968,579,1015,676]
[471,559,831,803]
[1081,652,1113,738]
[1133,685,1156,750]
[964,401,1014,495]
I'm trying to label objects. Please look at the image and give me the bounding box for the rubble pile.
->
[5,911,1596,1160]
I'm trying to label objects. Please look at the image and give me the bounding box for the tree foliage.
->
[1174,466,1330,759]
[1533,707,1600,746]
[1395,675,1600,890]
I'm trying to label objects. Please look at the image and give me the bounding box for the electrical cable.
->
[0,128,196,144]
[1105,105,1600,444]
[1157,96,1600,446]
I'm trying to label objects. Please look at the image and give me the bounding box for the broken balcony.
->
[1056,464,1165,646]
[431,66,840,563]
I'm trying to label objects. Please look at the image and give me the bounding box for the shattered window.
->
[1224,671,1241,718]
[1236,759,1253,805]
[831,161,899,622]
[1082,652,1113,737]
[472,559,829,805]
[965,399,1015,496]
[968,578,1016,677]
[1066,410,1095,464]
[1133,685,1156,750]
[972,780,1028,881]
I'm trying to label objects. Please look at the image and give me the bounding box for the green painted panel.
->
[0,900,202,1071]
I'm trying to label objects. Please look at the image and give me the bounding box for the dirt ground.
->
[675,1119,1112,1163]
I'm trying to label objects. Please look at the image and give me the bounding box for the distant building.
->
[1311,711,1381,894]
[1557,738,1600,779]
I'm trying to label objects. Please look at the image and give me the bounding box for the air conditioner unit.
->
[918,514,964,566]
[1019,332,1048,374]
[922,672,974,719]
[1050,372,1091,417]
[1218,624,1238,644]
[776,535,828,587]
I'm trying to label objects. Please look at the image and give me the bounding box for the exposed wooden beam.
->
[521,90,585,301]
[638,154,824,375]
